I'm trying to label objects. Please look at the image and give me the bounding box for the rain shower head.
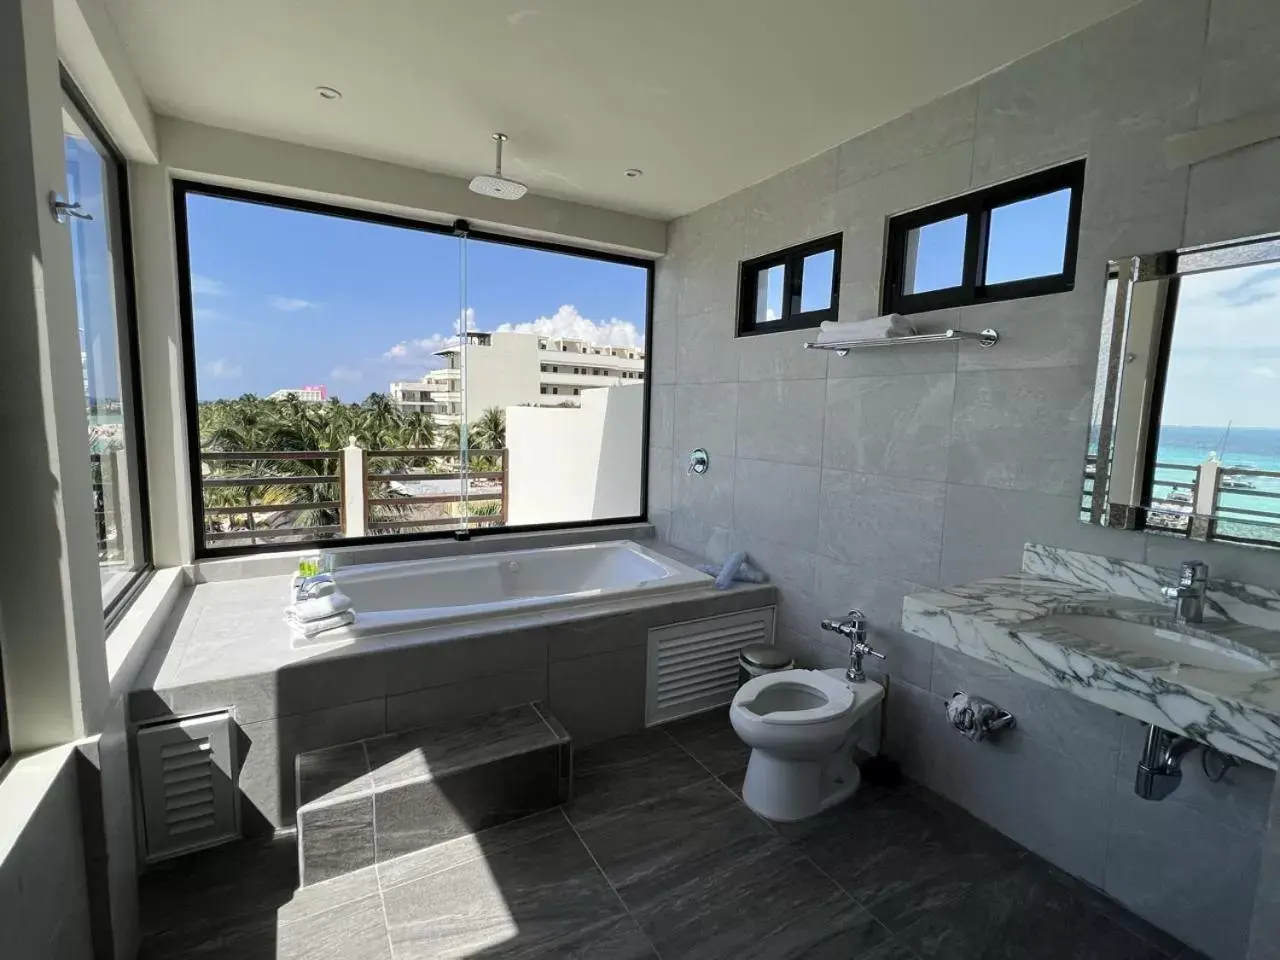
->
[469,132,528,200]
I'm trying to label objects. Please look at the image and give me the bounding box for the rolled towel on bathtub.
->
[285,609,356,639]
[696,552,770,590]
[291,590,353,623]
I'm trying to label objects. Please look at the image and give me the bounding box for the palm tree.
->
[473,407,506,452]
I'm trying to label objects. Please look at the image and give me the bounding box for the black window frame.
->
[736,233,842,337]
[61,69,154,629]
[173,179,654,559]
[882,159,1085,315]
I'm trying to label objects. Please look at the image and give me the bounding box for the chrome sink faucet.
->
[294,573,336,603]
[1161,560,1209,624]
[821,609,886,683]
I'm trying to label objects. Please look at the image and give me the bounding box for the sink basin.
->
[1038,614,1272,674]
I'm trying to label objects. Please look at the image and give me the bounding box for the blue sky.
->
[186,194,650,402]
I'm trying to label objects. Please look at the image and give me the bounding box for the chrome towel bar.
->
[803,327,999,356]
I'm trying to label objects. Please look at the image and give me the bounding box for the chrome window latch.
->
[49,192,94,224]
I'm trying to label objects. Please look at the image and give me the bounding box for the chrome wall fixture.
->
[944,691,1015,741]
[49,191,94,224]
[804,327,999,357]
[687,448,709,476]
[820,610,885,683]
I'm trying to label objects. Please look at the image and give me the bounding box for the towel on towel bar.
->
[815,314,916,344]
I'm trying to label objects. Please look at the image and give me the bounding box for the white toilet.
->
[730,667,885,822]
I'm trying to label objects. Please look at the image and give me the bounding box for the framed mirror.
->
[1084,233,1280,552]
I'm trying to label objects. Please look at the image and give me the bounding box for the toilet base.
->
[741,743,863,822]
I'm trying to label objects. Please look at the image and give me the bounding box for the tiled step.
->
[294,702,571,886]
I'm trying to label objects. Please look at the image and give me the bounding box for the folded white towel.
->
[291,590,353,623]
[285,609,356,639]
[816,314,916,343]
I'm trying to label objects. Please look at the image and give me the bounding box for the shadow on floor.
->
[138,707,1208,960]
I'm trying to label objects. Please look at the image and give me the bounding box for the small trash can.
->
[738,644,794,688]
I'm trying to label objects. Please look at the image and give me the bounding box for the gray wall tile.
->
[648,446,673,514]
[1106,779,1261,960]
[675,307,739,384]
[671,453,735,529]
[1198,0,1280,126]
[735,379,827,466]
[939,483,1145,586]
[931,646,1124,771]
[1184,138,1280,247]
[673,382,738,459]
[837,85,979,190]
[823,374,954,481]
[817,469,945,585]
[733,459,821,551]
[649,385,674,449]
[738,328,830,381]
[743,150,839,258]
[948,365,1094,497]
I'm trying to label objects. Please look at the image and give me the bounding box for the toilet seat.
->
[732,669,856,725]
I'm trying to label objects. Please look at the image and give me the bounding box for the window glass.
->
[904,214,967,294]
[64,99,147,611]
[756,263,785,325]
[180,188,649,552]
[800,249,835,312]
[985,188,1072,285]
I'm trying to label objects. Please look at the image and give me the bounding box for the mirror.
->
[1084,234,1280,551]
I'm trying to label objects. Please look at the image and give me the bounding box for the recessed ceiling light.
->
[625,168,644,179]
[315,86,343,101]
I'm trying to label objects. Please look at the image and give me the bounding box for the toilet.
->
[730,668,885,822]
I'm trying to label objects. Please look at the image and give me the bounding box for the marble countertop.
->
[902,545,1280,768]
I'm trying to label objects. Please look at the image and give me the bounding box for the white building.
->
[267,384,327,402]
[390,330,644,425]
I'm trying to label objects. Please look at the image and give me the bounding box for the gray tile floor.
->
[139,709,1208,960]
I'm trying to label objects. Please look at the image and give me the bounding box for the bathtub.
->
[297,540,712,646]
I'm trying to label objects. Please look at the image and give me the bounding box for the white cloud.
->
[382,334,451,367]
[194,307,220,322]
[270,295,317,312]
[330,365,363,382]
[204,358,242,379]
[1252,366,1277,378]
[191,275,226,297]
[496,304,643,348]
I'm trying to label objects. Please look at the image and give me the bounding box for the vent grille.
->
[137,713,239,861]
[646,607,775,725]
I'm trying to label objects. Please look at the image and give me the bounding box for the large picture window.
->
[174,183,652,556]
[63,75,150,620]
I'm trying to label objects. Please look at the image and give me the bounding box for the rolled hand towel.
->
[291,590,353,623]
[815,314,916,343]
[285,609,355,639]
[695,553,770,590]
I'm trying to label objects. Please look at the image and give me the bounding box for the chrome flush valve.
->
[821,610,885,683]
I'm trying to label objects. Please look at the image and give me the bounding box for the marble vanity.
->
[902,545,1280,769]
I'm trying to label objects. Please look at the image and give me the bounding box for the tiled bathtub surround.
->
[902,545,1280,768]
[650,2,1280,956]
[130,540,774,833]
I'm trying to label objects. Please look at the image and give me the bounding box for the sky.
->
[185,193,650,402]
[1161,260,1280,429]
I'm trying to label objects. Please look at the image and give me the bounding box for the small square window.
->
[984,188,1072,285]
[737,234,841,337]
[903,214,967,294]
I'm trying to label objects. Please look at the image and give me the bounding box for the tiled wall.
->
[648,1,1280,957]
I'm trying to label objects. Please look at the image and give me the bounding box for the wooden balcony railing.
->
[198,443,508,547]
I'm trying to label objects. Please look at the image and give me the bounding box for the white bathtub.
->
[298,540,712,646]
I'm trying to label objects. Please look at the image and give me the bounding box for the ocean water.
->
[1151,425,1280,544]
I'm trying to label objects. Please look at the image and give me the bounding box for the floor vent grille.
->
[646,607,775,725]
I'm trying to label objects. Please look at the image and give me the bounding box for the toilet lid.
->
[733,669,856,725]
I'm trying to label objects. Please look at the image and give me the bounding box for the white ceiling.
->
[106,0,1137,219]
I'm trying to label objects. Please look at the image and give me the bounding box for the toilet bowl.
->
[730,668,885,822]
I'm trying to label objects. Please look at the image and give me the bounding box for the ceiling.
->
[106,0,1138,219]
